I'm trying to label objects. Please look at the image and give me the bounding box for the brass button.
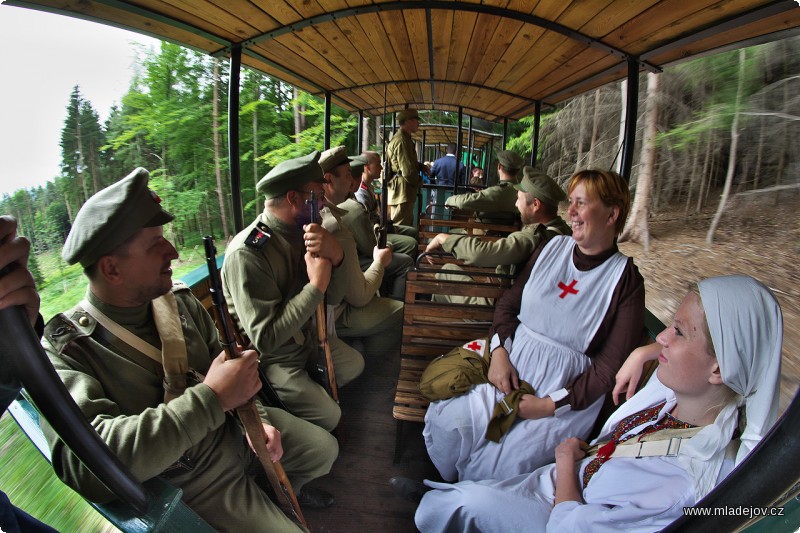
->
[78,316,90,327]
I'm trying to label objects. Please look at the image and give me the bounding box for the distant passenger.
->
[356,150,419,253]
[223,151,364,434]
[410,275,782,532]
[429,143,465,187]
[445,150,524,226]
[423,169,645,482]
[386,108,429,226]
[40,169,337,532]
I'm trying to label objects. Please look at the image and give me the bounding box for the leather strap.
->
[585,427,703,459]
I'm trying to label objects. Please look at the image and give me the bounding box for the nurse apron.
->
[424,236,628,481]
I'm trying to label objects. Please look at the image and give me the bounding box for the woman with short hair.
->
[423,169,646,482]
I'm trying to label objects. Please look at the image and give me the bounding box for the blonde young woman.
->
[414,275,782,532]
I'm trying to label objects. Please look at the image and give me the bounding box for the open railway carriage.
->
[3,0,800,531]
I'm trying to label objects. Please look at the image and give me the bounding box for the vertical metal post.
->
[357,110,364,154]
[620,57,640,182]
[455,106,464,192]
[487,139,495,184]
[228,44,244,233]
[467,115,475,184]
[532,100,542,167]
[502,117,509,150]
[324,91,332,150]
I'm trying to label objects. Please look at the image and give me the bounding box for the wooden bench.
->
[392,260,514,462]
[417,204,521,252]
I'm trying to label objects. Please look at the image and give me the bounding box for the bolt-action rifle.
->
[305,193,339,402]
[203,236,307,529]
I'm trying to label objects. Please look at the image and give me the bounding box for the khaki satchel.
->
[419,339,491,401]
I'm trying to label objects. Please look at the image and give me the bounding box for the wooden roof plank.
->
[381,11,418,82]
[357,12,405,81]
[403,8,430,80]
[250,38,346,89]
[429,9,454,81]
[468,15,524,86]
[445,9,477,82]
[460,12,503,84]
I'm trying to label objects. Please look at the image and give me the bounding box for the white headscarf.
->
[699,274,783,465]
[597,275,783,495]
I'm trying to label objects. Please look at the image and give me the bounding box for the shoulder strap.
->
[151,291,189,402]
[80,299,161,363]
[544,225,564,236]
[586,427,703,459]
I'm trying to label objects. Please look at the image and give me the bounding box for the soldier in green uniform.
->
[40,168,338,533]
[320,146,412,301]
[356,150,419,255]
[386,108,429,226]
[222,151,364,433]
[444,149,525,226]
[427,167,571,305]
[316,147,403,356]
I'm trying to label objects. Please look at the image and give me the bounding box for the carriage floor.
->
[302,341,440,532]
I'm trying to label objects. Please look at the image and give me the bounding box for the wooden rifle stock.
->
[305,193,339,401]
[203,236,307,529]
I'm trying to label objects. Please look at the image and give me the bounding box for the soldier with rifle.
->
[38,169,338,532]
[386,108,429,226]
[222,151,364,435]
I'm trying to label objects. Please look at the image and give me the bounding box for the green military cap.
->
[497,150,524,171]
[515,166,567,207]
[349,155,368,176]
[62,167,174,268]
[257,150,325,199]
[396,108,419,123]
[319,146,356,173]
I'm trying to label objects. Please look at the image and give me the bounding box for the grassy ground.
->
[2,240,221,531]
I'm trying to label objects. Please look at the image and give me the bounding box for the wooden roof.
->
[6,0,800,122]
[414,123,501,150]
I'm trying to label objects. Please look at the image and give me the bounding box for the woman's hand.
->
[518,394,555,420]
[554,437,587,505]
[555,437,587,464]
[612,342,661,405]
[487,346,518,395]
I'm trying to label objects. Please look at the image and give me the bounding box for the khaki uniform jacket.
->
[337,198,378,261]
[41,286,336,532]
[387,129,422,205]
[443,216,572,275]
[445,181,519,224]
[222,211,343,365]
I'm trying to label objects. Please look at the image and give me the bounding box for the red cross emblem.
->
[467,341,482,351]
[558,279,579,299]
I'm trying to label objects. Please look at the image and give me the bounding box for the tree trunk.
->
[362,115,370,153]
[588,88,601,167]
[620,72,659,250]
[75,117,88,203]
[212,59,230,240]
[707,49,746,244]
[293,87,306,141]
[614,79,627,174]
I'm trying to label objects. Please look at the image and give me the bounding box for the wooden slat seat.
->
[393,264,514,461]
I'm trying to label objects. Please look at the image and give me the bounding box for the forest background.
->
[0,36,798,530]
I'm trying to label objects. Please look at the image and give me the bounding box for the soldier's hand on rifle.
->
[373,246,392,268]
[305,252,332,293]
[204,348,262,412]
[0,215,40,327]
[303,224,344,267]
[245,423,284,463]
[423,233,449,264]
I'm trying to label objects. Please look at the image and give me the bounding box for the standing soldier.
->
[222,151,364,433]
[41,169,338,532]
[386,108,429,226]
[445,150,525,226]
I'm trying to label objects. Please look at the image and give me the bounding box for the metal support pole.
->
[467,115,475,184]
[532,100,542,167]
[502,117,509,150]
[620,57,640,182]
[324,91,332,150]
[228,44,244,234]
[357,110,364,153]
[455,106,464,192]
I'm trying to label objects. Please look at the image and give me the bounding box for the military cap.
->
[257,150,325,199]
[515,166,567,207]
[497,150,525,171]
[319,146,356,173]
[349,155,368,176]
[396,108,420,123]
[62,167,174,267]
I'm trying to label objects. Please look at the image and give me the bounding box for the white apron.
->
[424,236,628,481]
